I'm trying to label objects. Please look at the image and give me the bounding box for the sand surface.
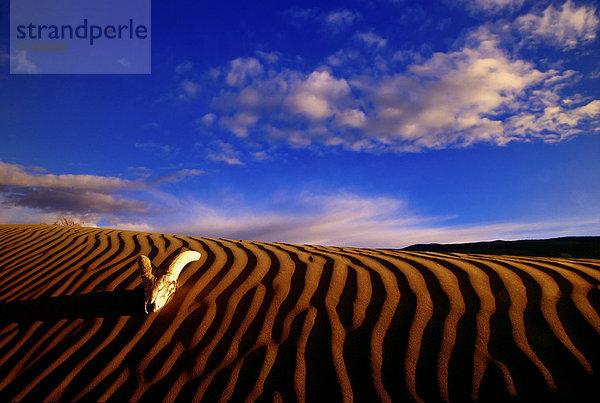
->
[1,224,600,402]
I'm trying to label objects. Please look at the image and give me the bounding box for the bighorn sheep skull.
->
[137,250,201,313]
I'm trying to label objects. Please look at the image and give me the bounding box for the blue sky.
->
[1,0,599,247]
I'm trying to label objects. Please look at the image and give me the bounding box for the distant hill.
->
[402,236,600,259]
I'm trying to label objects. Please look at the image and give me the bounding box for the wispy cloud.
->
[324,9,361,32]
[179,80,199,98]
[507,98,600,141]
[10,51,38,74]
[226,57,263,87]
[154,169,204,184]
[461,0,525,14]
[255,50,280,64]
[135,142,180,158]
[357,31,387,48]
[219,112,259,138]
[175,61,193,75]
[283,7,360,33]
[205,140,244,165]
[516,0,599,50]
[199,113,216,126]
[282,7,316,26]
[3,160,597,247]
[327,49,361,67]
[0,50,9,65]
[148,191,600,247]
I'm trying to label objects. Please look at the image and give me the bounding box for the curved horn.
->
[137,255,155,282]
[165,250,201,279]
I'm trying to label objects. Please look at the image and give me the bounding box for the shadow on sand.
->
[0,289,146,323]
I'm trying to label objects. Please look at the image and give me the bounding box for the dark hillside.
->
[403,236,600,259]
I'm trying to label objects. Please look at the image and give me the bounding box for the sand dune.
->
[1,225,600,401]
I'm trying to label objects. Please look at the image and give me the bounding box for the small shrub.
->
[52,215,83,226]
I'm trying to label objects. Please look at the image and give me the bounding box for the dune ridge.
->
[0,224,599,401]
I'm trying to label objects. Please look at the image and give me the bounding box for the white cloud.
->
[516,0,599,50]
[255,50,279,64]
[179,80,199,98]
[10,51,38,74]
[200,113,216,126]
[226,58,263,87]
[287,70,351,119]
[175,61,193,74]
[212,68,361,145]
[336,108,367,128]
[220,111,259,138]
[356,35,548,149]
[357,31,387,48]
[207,22,598,153]
[327,49,360,67]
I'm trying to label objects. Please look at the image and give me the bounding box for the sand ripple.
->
[1,225,600,401]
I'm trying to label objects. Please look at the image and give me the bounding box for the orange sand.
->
[0,225,599,401]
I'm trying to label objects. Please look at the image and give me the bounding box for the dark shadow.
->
[0,289,146,323]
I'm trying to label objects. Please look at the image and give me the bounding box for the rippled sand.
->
[1,224,599,401]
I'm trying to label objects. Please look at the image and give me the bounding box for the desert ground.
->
[1,224,599,402]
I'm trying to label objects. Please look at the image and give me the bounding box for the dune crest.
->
[0,225,599,401]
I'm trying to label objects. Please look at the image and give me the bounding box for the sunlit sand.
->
[0,225,599,401]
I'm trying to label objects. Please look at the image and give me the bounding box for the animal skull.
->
[137,250,201,313]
